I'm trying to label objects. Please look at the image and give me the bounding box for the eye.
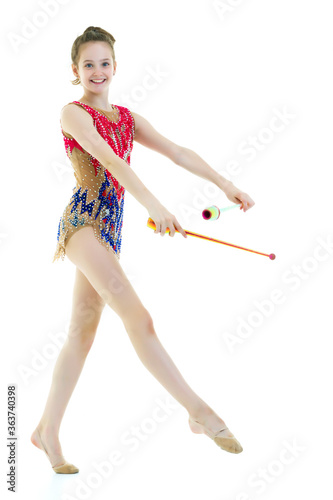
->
[85,62,110,67]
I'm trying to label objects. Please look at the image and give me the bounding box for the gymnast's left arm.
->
[176,146,255,213]
[130,111,255,213]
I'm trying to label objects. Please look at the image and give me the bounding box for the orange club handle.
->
[147,218,276,260]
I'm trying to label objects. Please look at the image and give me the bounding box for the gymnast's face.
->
[72,41,117,93]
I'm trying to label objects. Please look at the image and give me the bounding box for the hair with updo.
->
[70,26,116,85]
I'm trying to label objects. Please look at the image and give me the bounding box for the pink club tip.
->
[269,253,276,260]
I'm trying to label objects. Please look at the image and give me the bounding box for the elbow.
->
[174,146,186,166]
[102,151,121,175]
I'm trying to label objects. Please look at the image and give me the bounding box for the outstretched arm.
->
[176,147,255,212]
[131,111,255,212]
[60,104,187,237]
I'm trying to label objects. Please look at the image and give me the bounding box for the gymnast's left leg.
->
[64,227,243,454]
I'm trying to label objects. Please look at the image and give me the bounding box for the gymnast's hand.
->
[147,201,187,238]
[224,181,255,212]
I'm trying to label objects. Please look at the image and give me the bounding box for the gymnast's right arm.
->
[60,104,187,238]
[60,104,160,211]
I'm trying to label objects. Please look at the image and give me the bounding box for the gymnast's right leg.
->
[65,226,237,446]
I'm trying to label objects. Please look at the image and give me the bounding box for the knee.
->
[125,308,155,335]
[67,328,97,354]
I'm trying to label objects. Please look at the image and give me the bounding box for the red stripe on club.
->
[147,218,275,260]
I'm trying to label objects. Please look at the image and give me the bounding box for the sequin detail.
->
[52,101,135,262]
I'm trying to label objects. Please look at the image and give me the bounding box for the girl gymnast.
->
[31,26,255,473]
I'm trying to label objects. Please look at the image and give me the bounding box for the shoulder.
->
[61,101,93,119]
[125,110,149,133]
[120,110,182,162]
[60,102,95,138]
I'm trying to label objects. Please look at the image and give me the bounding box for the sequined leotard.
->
[52,101,135,263]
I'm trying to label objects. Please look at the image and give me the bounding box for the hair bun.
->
[85,26,99,33]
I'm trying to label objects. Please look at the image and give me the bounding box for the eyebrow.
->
[83,58,111,63]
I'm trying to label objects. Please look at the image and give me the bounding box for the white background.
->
[1,0,332,499]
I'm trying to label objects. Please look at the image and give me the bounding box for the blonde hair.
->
[70,26,116,85]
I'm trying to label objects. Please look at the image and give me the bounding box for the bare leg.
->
[64,228,234,437]
[32,225,239,469]
[31,266,105,467]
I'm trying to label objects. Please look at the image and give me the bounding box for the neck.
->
[78,95,112,111]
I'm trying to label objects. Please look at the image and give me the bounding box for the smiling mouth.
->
[91,79,106,84]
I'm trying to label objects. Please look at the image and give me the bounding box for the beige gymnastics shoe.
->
[188,415,243,454]
[31,427,79,474]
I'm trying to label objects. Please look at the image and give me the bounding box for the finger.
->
[174,220,187,238]
[235,198,243,209]
[154,222,160,234]
[160,221,167,236]
[168,222,175,237]
[171,220,176,237]
[164,220,173,237]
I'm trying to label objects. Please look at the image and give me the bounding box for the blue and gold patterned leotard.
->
[52,101,135,262]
